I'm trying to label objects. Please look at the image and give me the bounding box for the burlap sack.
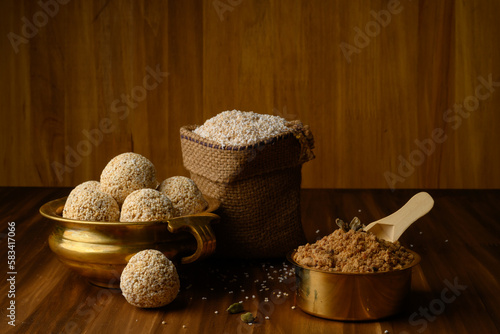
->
[180,120,314,258]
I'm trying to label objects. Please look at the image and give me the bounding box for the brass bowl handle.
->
[167,213,219,264]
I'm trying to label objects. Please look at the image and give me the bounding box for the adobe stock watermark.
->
[408,276,467,333]
[51,64,169,183]
[232,273,297,334]
[213,0,244,21]
[384,74,499,190]
[7,0,71,54]
[339,0,407,64]
[273,106,296,121]
[63,271,122,334]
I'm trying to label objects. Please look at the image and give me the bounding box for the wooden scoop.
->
[363,192,434,242]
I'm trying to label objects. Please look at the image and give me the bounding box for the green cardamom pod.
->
[226,302,244,314]
[240,312,255,323]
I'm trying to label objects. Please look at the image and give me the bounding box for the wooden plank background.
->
[1,0,499,189]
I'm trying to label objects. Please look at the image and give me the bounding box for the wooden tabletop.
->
[1,188,499,334]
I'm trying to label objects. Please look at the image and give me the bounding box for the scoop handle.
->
[365,192,434,241]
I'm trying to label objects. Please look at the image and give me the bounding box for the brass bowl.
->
[287,249,421,321]
[40,196,220,288]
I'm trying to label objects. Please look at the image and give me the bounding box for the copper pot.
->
[40,196,219,288]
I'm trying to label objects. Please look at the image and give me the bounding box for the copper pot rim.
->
[39,195,220,226]
[286,248,421,276]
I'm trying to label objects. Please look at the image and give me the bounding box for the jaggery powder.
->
[293,229,414,273]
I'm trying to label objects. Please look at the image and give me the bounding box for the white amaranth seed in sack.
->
[193,110,292,147]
